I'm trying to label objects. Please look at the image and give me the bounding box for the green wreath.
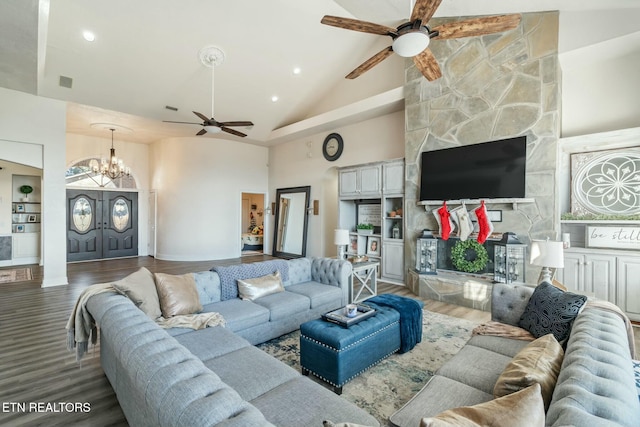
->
[451,240,488,273]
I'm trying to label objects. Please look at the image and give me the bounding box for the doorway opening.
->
[241,192,265,256]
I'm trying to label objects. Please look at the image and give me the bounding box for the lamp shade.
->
[334,229,350,246]
[392,32,430,57]
[530,240,564,269]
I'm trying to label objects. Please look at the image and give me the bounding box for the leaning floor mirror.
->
[272,186,310,259]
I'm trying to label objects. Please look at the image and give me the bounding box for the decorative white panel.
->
[571,148,640,215]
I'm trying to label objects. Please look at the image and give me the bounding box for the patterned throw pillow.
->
[633,360,640,402]
[518,281,587,342]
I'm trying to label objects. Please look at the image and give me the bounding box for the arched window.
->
[65,158,137,189]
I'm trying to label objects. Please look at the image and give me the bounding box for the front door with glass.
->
[67,189,138,262]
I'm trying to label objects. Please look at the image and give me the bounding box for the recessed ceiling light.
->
[82,30,95,42]
[293,67,301,75]
[271,95,279,102]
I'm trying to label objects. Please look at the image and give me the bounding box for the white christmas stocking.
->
[452,204,473,241]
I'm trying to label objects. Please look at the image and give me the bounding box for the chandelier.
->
[93,128,130,180]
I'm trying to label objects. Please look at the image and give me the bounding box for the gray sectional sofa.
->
[85,257,380,427]
[390,281,640,427]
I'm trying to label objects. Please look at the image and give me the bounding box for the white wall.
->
[0,87,67,286]
[560,32,640,138]
[66,133,151,255]
[151,137,268,261]
[268,110,405,258]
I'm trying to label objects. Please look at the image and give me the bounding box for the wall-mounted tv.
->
[419,136,527,201]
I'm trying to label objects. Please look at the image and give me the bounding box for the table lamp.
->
[334,229,350,260]
[530,239,564,283]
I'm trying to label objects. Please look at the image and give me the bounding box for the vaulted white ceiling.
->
[1,0,639,145]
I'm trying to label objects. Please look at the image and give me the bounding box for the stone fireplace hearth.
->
[403,11,561,298]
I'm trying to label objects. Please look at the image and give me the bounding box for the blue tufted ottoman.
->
[300,303,401,394]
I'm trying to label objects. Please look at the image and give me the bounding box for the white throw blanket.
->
[66,283,226,363]
[156,312,226,329]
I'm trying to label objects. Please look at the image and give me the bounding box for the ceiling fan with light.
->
[321,0,521,81]
[164,46,253,137]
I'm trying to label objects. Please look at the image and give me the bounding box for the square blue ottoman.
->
[300,304,401,394]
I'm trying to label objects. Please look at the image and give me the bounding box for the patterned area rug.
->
[0,268,32,284]
[257,310,479,426]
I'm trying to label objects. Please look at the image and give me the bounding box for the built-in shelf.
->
[418,198,535,210]
[561,220,640,224]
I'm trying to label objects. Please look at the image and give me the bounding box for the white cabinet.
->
[339,165,381,198]
[382,241,404,281]
[557,248,640,320]
[557,249,616,302]
[12,232,41,264]
[616,255,640,321]
[338,159,404,283]
[383,161,404,195]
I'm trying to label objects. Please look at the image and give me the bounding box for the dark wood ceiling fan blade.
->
[321,15,396,36]
[413,49,442,81]
[196,128,207,136]
[221,127,247,137]
[218,121,254,127]
[163,120,202,125]
[346,46,394,79]
[411,0,442,23]
[193,111,210,122]
[433,14,521,40]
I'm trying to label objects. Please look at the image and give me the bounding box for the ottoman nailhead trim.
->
[303,347,400,387]
[300,320,399,353]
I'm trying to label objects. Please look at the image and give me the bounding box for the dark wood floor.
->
[2,257,635,426]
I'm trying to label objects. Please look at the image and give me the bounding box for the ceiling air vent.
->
[59,76,73,88]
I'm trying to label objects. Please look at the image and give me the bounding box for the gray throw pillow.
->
[111,267,162,320]
[518,281,587,342]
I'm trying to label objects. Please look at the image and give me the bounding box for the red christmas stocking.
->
[475,200,494,244]
[436,201,453,240]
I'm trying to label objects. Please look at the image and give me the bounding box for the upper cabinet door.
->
[358,165,381,197]
[383,161,404,195]
[339,169,359,198]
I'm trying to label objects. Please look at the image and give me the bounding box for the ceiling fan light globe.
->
[204,125,222,134]
[392,32,430,57]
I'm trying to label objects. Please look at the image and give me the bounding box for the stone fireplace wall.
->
[404,12,561,285]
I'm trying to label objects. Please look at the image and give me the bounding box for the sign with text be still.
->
[586,226,640,250]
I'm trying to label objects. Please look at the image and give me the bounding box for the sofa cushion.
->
[202,299,270,332]
[237,271,285,301]
[154,272,203,317]
[174,326,250,362]
[466,335,530,358]
[285,257,312,286]
[493,334,564,410]
[252,291,310,321]
[111,267,162,319]
[436,345,513,395]
[518,281,587,342]
[287,281,343,308]
[193,271,221,304]
[251,377,380,427]
[390,376,493,427]
[203,345,300,401]
[419,383,545,427]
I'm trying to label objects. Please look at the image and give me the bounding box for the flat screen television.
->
[419,136,526,201]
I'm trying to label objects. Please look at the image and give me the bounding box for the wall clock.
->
[322,133,344,161]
